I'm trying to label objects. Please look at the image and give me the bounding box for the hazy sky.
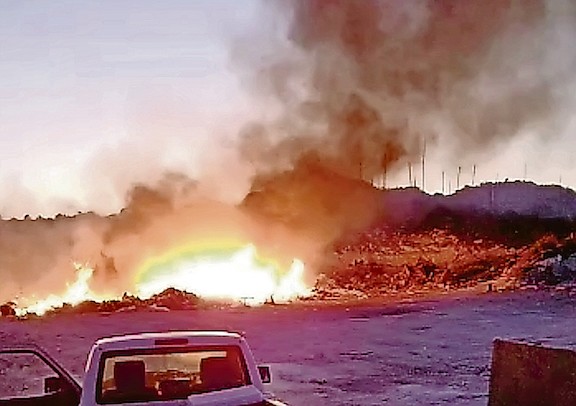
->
[0,0,265,216]
[0,1,575,218]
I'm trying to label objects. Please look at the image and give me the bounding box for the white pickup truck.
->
[0,331,287,406]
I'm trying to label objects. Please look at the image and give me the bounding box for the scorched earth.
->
[1,290,574,406]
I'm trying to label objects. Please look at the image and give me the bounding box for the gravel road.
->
[2,290,575,405]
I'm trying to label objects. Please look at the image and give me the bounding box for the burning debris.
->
[2,207,576,317]
[1,242,311,318]
[0,172,314,316]
[0,288,201,318]
[2,1,576,315]
[2,182,576,317]
[55,288,202,315]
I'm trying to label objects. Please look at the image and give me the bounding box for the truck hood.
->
[187,385,264,406]
[93,387,265,406]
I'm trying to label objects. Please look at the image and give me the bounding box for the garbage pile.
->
[57,288,201,314]
[313,228,576,300]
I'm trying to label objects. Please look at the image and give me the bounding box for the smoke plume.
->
[2,0,576,304]
[238,0,575,179]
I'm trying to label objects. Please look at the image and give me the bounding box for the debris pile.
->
[314,228,576,300]
[60,288,201,314]
[1,288,201,318]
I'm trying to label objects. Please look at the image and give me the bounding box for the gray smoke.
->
[236,0,576,180]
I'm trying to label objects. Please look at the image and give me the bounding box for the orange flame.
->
[15,264,112,316]
[14,244,311,315]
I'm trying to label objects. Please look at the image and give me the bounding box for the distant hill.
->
[443,181,576,218]
[380,181,576,226]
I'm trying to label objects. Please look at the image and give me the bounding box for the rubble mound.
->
[42,288,200,317]
[314,212,576,300]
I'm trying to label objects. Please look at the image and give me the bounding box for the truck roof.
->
[92,330,245,352]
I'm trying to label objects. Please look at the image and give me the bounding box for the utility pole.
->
[472,164,477,186]
[456,166,462,190]
[442,171,445,194]
[421,139,426,192]
[408,162,413,187]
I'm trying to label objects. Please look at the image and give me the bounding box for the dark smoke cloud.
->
[238,0,574,179]
[232,0,576,267]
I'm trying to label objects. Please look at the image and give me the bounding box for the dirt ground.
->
[1,290,576,406]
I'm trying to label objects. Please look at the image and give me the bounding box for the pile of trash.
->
[313,229,576,299]
[58,288,201,314]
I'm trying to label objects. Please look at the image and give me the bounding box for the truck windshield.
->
[96,345,251,404]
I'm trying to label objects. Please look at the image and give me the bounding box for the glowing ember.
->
[136,244,310,305]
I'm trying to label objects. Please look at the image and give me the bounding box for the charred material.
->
[38,288,201,317]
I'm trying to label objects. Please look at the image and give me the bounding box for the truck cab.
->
[0,331,285,406]
[81,331,279,406]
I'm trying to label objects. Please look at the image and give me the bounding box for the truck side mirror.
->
[44,376,63,393]
[258,365,271,383]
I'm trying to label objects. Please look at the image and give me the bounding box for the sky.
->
[0,0,265,217]
[0,1,575,218]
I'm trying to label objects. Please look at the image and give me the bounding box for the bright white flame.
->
[137,245,310,305]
